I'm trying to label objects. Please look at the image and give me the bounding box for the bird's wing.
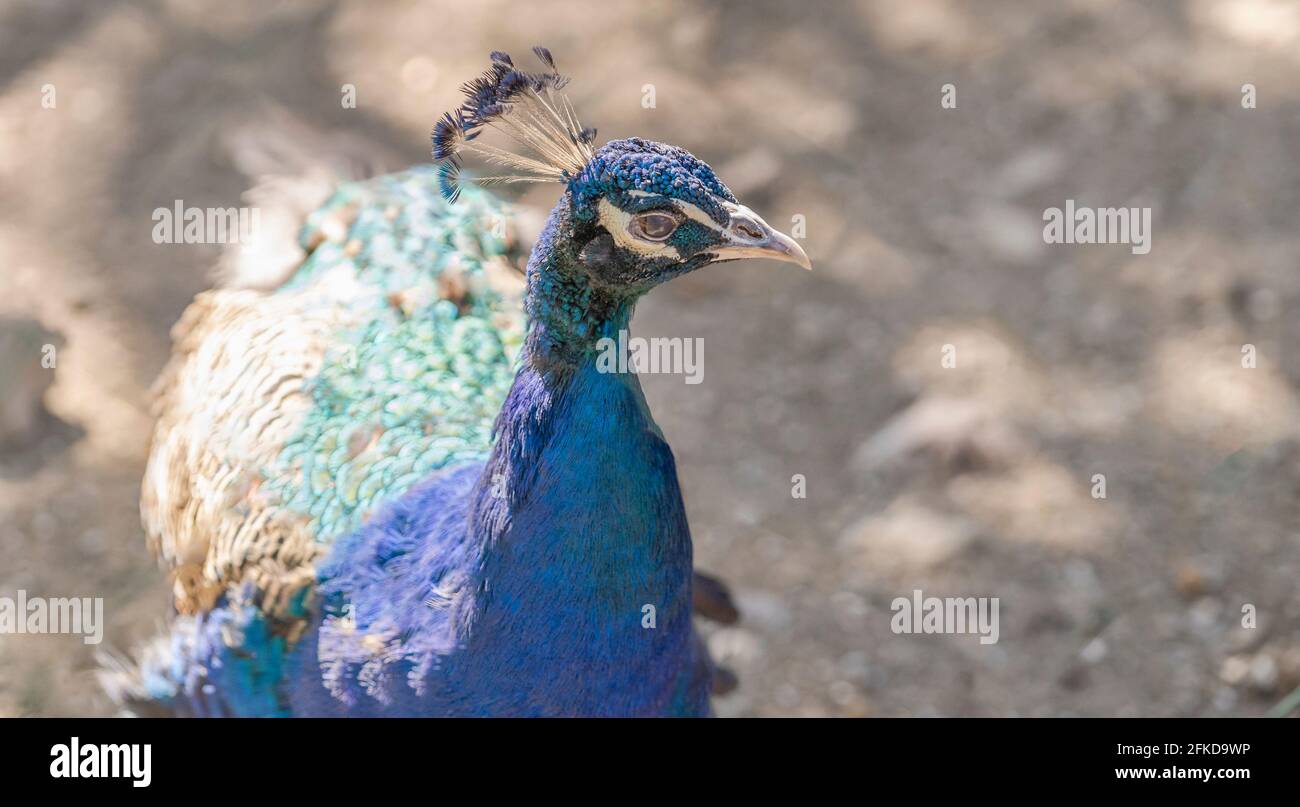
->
[141,169,527,621]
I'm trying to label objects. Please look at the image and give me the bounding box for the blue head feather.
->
[567,137,736,224]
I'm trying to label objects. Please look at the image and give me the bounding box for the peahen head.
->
[433,48,809,326]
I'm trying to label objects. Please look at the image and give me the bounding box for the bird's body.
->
[141,169,527,622]
[114,49,806,717]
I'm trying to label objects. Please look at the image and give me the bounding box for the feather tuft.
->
[431,111,466,160]
[437,160,463,203]
[531,45,556,71]
[431,46,596,202]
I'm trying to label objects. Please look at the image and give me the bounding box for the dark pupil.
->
[638,213,677,240]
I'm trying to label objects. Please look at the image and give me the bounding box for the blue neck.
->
[462,202,701,712]
[474,195,641,516]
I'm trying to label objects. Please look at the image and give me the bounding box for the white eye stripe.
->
[675,201,722,229]
[623,191,722,231]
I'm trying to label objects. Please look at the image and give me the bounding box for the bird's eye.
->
[631,211,680,241]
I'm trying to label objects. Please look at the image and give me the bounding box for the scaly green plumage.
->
[268,169,525,548]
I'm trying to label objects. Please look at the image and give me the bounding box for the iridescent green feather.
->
[263,167,523,543]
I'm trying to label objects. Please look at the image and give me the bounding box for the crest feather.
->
[431,46,597,202]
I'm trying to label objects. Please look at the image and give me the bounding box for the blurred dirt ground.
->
[2,0,1299,716]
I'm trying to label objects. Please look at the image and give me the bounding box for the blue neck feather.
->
[462,199,702,712]
[475,195,638,521]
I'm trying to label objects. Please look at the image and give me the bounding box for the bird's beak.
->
[709,202,812,271]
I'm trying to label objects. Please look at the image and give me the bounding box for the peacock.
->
[104,47,810,717]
